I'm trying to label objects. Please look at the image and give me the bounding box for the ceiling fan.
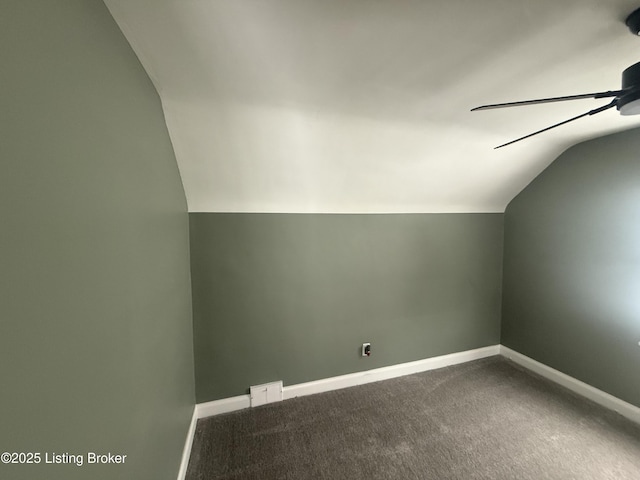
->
[472,7,640,149]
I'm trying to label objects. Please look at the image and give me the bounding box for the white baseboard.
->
[283,345,500,401]
[176,406,198,480]
[192,345,500,423]
[195,394,251,418]
[500,346,640,425]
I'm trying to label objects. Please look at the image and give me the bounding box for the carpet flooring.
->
[186,356,640,479]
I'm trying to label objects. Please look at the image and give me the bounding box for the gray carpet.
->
[186,356,640,479]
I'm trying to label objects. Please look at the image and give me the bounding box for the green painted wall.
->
[502,128,640,408]
[190,213,503,402]
[0,1,194,479]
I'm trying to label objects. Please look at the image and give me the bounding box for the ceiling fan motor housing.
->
[621,61,640,89]
[626,7,640,35]
[617,62,640,115]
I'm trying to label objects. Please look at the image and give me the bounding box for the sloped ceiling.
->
[104,0,640,212]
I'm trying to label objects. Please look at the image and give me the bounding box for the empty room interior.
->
[2,1,640,479]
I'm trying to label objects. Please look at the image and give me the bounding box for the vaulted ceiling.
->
[104,0,640,212]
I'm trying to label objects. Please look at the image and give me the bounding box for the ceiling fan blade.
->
[494,99,618,149]
[471,90,624,111]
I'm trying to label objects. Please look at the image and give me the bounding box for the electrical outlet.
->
[362,342,371,357]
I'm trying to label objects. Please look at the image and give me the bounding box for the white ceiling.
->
[105,0,640,213]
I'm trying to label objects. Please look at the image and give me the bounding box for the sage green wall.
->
[1,1,194,479]
[502,128,640,408]
[190,213,503,402]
